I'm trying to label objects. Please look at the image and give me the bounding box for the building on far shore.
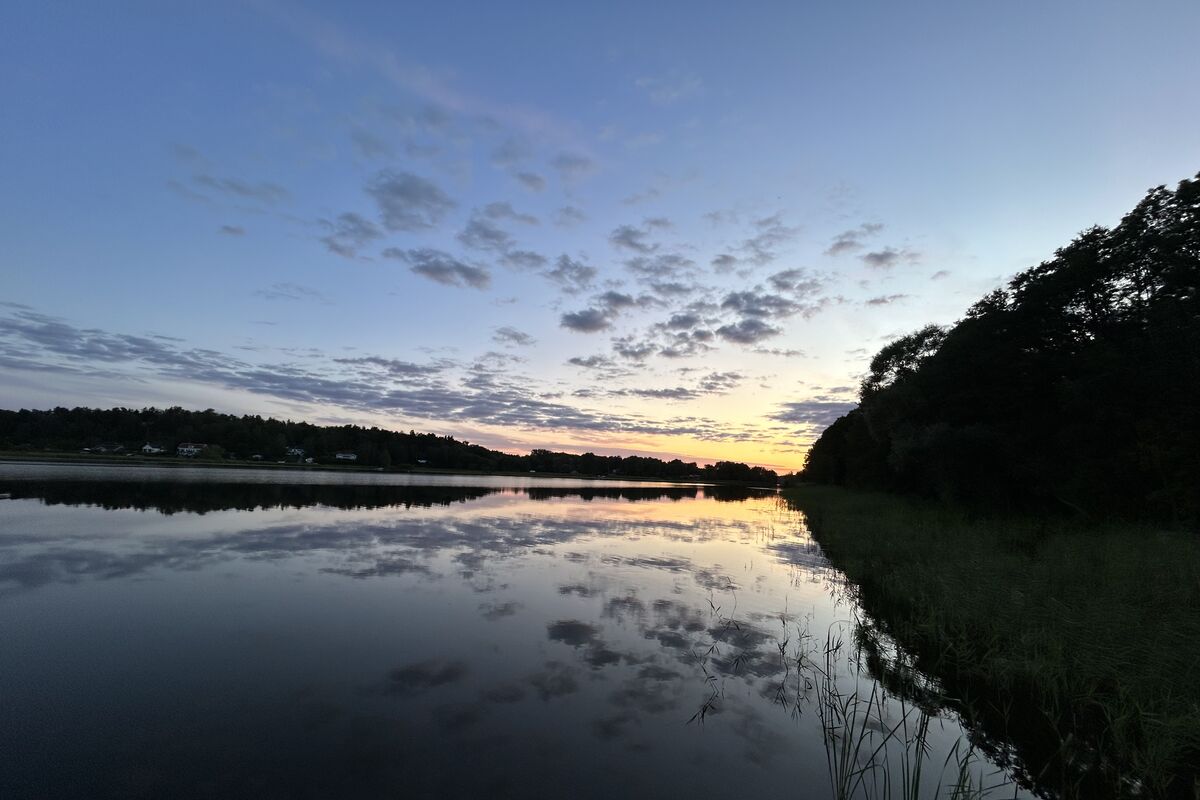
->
[177,443,207,457]
[335,452,358,461]
[142,443,165,455]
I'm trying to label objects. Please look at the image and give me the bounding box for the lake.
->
[0,463,1029,799]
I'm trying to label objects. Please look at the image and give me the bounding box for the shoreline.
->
[0,452,777,488]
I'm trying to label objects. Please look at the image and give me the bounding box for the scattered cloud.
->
[861,246,920,270]
[218,225,245,236]
[716,318,782,345]
[192,174,289,204]
[483,202,538,225]
[493,326,535,347]
[367,170,456,232]
[350,127,394,159]
[825,223,883,256]
[555,206,587,227]
[516,172,546,192]
[255,283,331,304]
[560,308,612,333]
[769,399,858,427]
[930,270,951,280]
[320,212,383,258]
[739,214,800,266]
[551,152,596,182]
[457,213,514,253]
[865,293,909,306]
[609,224,657,254]
[544,255,597,294]
[490,137,528,168]
[383,247,490,289]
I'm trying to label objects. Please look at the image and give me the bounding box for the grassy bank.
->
[783,485,1200,799]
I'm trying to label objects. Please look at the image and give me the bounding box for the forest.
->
[801,174,1200,525]
[0,405,778,484]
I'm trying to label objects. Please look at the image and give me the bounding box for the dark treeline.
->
[0,481,764,515]
[802,174,1200,524]
[0,406,777,484]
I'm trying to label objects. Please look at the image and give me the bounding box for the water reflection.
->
[0,477,761,514]
[0,466,1027,799]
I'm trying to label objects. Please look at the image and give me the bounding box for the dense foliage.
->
[0,406,777,484]
[803,174,1200,524]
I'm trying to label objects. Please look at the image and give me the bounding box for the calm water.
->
[0,463,1027,799]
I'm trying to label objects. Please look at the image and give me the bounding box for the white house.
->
[286,446,305,458]
[142,443,165,455]
[176,443,207,457]
[335,452,358,461]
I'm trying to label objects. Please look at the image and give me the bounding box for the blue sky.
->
[2,0,1198,470]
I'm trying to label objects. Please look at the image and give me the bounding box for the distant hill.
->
[800,172,1200,525]
[0,405,778,485]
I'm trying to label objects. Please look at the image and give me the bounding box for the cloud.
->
[319,212,383,257]
[383,247,490,289]
[930,270,951,280]
[609,225,657,254]
[350,127,394,159]
[664,313,702,330]
[716,318,782,344]
[493,327,535,347]
[648,281,693,298]
[769,400,858,426]
[254,283,331,304]
[567,354,614,370]
[634,72,703,104]
[711,254,738,273]
[622,187,662,205]
[218,225,245,236]
[752,347,805,357]
[551,152,596,182]
[643,216,672,230]
[560,291,656,334]
[560,308,612,333]
[482,202,538,225]
[625,253,695,279]
[861,246,920,270]
[544,255,597,294]
[865,293,909,306]
[330,355,444,379]
[0,307,779,443]
[739,214,800,266]
[501,249,548,270]
[192,174,289,203]
[366,170,456,232]
[515,172,546,192]
[767,268,823,296]
[490,137,528,167]
[825,223,883,256]
[457,214,513,253]
[555,206,587,227]
[612,335,656,361]
[721,291,800,319]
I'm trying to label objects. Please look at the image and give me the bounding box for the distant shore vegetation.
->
[798,173,1200,526]
[0,406,778,485]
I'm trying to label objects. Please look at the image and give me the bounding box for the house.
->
[141,443,165,455]
[177,443,207,457]
[286,446,305,457]
[92,443,125,454]
[335,452,358,461]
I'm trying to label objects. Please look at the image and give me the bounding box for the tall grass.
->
[783,485,1200,799]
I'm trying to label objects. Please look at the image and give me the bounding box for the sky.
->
[2,1,1198,471]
